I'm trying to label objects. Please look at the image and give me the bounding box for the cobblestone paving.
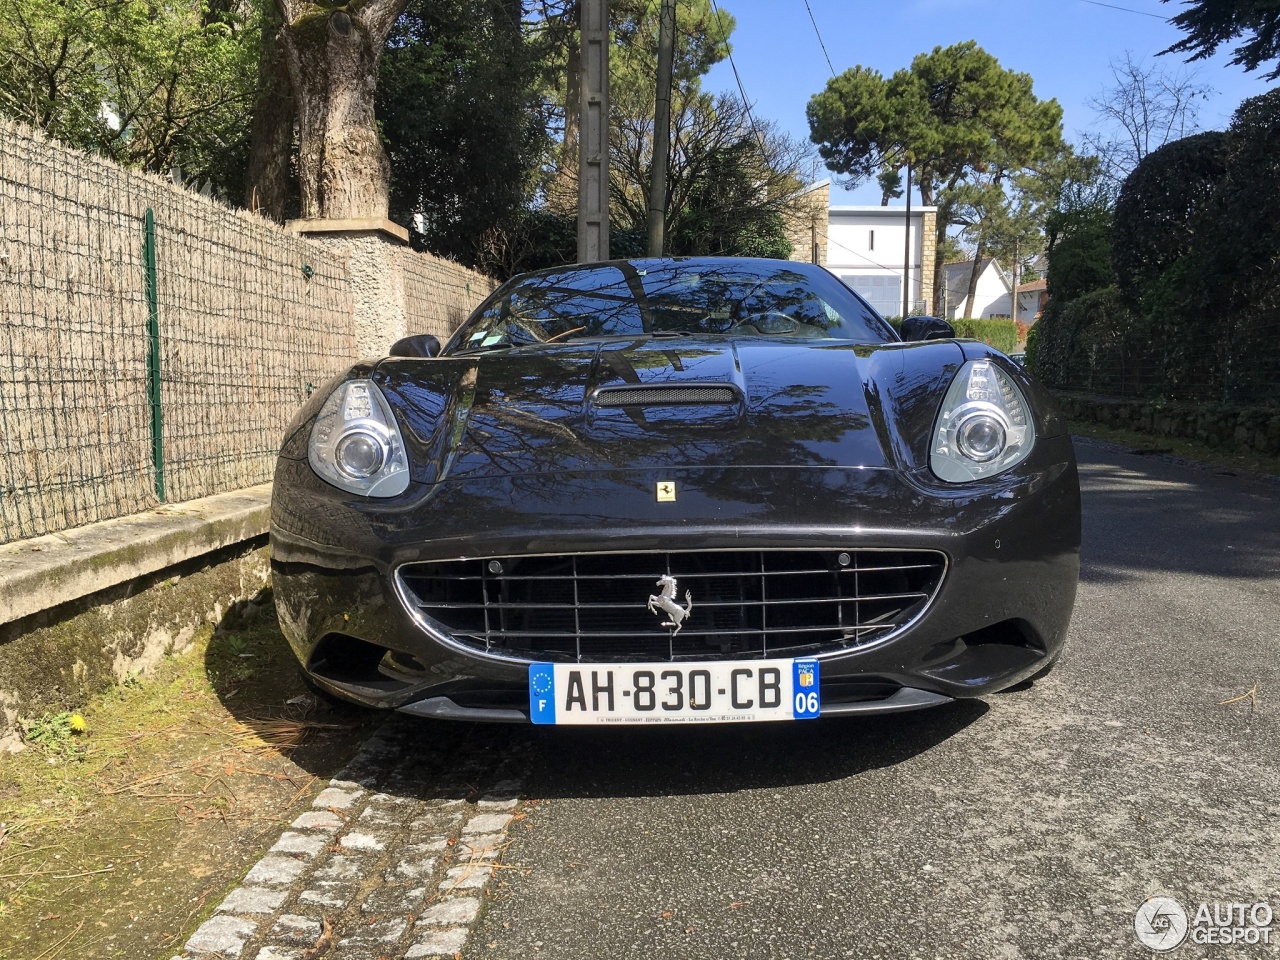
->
[176,718,524,960]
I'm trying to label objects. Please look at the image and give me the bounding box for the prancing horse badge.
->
[656,481,676,502]
[647,575,693,634]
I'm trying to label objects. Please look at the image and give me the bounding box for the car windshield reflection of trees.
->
[453,263,876,351]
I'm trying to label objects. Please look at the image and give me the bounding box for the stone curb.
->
[175,719,523,960]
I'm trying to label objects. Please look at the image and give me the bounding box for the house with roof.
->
[1016,278,1048,325]
[940,259,1013,320]
[823,204,938,317]
[783,184,977,319]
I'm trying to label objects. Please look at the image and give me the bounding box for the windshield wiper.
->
[452,341,518,356]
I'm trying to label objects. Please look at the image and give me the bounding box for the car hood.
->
[373,337,966,484]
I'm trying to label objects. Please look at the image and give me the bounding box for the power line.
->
[826,231,937,315]
[826,231,908,280]
[802,0,837,77]
[708,0,768,156]
[1078,0,1167,19]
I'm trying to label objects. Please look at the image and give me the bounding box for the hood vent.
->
[594,385,738,407]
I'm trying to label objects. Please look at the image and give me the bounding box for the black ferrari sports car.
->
[270,257,1079,725]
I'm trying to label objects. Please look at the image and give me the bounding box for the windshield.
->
[444,259,897,355]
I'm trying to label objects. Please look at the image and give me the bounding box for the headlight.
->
[308,380,410,497]
[930,359,1035,482]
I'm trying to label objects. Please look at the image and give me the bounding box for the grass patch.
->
[0,594,379,960]
[15,713,88,759]
[1069,419,1280,478]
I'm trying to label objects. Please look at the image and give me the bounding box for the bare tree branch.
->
[1083,51,1212,189]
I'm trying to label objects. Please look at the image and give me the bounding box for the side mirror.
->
[900,315,956,341]
[389,334,441,358]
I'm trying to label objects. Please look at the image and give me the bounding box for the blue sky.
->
[702,0,1275,204]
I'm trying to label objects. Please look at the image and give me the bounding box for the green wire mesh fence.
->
[0,120,491,545]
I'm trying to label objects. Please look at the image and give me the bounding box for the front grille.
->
[594,386,738,407]
[396,550,946,663]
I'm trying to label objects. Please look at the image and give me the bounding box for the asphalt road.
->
[347,438,1275,960]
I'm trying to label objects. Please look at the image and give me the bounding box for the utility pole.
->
[901,160,912,319]
[578,0,610,262]
[1010,237,1020,324]
[647,0,675,257]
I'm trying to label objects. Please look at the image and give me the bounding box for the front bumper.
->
[270,437,1080,720]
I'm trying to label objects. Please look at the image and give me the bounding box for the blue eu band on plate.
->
[528,659,821,725]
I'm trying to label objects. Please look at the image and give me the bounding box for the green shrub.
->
[1024,322,1040,369]
[889,315,1015,353]
[1112,132,1228,303]
[1033,93,1280,406]
[952,317,1018,355]
[1170,89,1280,405]
[19,711,88,758]
[1045,204,1114,303]
[1102,90,1280,406]
[1027,286,1149,394]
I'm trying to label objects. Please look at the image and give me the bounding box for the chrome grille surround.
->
[394,549,947,664]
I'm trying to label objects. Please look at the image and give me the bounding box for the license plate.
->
[528,659,820,725]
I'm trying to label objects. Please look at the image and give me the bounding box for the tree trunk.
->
[245,8,294,221]
[963,240,985,319]
[933,213,950,314]
[277,0,407,220]
[546,12,582,215]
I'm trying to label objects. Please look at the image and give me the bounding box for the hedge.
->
[885,316,1019,354]
[952,318,1018,355]
[1112,132,1227,300]
[1036,89,1280,409]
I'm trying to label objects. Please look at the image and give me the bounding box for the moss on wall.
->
[0,539,269,745]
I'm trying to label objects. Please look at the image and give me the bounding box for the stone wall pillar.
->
[920,210,937,315]
[785,181,830,265]
[287,217,410,357]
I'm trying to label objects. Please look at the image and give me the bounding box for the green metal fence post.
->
[143,208,165,502]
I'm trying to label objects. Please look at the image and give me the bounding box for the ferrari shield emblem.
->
[656,481,676,502]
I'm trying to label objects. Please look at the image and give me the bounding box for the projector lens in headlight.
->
[955,412,1006,463]
[334,431,385,478]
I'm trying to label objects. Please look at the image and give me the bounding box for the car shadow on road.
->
[207,591,996,801]
[204,588,385,778]
[205,580,1009,808]
[490,698,989,800]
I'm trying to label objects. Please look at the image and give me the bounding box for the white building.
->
[940,259,1013,320]
[1016,278,1047,325]
[825,205,938,318]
